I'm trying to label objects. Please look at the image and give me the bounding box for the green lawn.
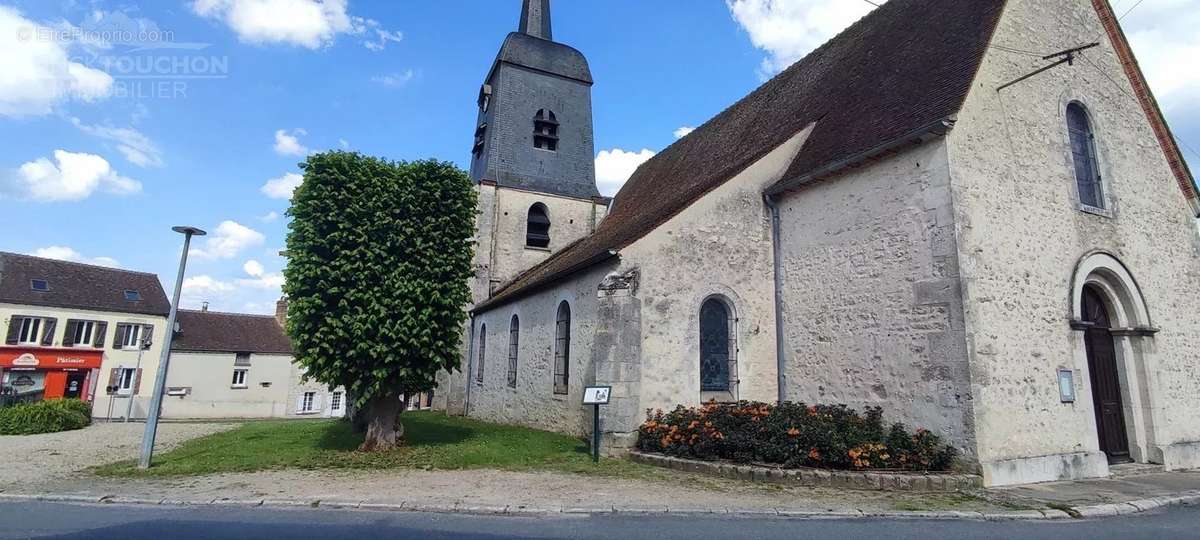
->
[93,411,660,479]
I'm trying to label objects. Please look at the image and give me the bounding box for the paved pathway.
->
[0,500,1197,539]
[991,470,1200,516]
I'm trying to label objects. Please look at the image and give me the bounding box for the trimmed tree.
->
[284,152,476,451]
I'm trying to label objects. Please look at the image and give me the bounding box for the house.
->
[441,0,1200,487]
[0,252,169,418]
[162,306,347,419]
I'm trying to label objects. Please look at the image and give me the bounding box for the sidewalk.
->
[987,469,1200,518]
[3,466,1197,521]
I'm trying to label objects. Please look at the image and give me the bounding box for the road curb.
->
[0,490,1196,521]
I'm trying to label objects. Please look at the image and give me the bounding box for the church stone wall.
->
[775,140,977,456]
[487,186,607,289]
[618,128,813,414]
[464,263,614,436]
[947,0,1200,485]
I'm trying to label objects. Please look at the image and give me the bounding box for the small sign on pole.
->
[583,386,611,463]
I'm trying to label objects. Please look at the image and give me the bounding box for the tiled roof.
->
[0,252,170,316]
[171,309,293,355]
[475,0,1007,312]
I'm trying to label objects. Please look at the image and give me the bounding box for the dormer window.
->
[526,203,551,248]
[124,290,142,301]
[533,109,558,151]
[31,279,49,292]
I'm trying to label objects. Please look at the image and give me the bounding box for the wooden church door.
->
[1082,286,1131,463]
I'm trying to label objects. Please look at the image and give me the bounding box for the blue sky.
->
[1,0,1197,314]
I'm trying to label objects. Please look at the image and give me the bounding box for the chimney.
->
[201,301,209,312]
[275,296,289,327]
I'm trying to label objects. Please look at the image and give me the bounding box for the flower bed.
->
[636,401,957,472]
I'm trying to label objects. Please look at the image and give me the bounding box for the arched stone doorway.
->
[1070,252,1160,465]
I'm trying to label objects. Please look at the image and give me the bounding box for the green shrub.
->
[48,398,93,418]
[0,399,92,435]
[636,401,957,472]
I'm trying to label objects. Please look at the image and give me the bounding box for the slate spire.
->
[519,0,552,41]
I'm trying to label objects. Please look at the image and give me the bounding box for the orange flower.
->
[808,448,821,461]
[786,427,800,438]
[807,406,818,417]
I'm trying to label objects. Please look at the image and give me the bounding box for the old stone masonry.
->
[435,0,1200,488]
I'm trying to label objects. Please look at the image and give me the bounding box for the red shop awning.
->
[0,347,104,370]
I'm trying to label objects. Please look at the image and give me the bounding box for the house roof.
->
[0,252,170,316]
[171,310,293,355]
[475,0,1007,313]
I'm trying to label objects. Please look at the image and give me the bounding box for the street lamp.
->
[138,225,206,469]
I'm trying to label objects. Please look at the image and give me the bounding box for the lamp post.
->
[138,225,206,469]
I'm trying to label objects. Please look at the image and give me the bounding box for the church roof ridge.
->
[475,0,1009,313]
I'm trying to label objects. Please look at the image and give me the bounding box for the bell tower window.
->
[533,109,558,152]
[526,203,550,248]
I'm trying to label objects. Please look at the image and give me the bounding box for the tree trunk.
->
[358,393,406,452]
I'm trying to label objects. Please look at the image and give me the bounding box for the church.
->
[435,0,1200,487]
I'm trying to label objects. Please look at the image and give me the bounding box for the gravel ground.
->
[0,422,237,486]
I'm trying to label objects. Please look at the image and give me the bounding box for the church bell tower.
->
[469,0,607,300]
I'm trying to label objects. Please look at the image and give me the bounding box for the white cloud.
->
[595,148,656,197]
[259,210,279,222]
[261,172,303,199]
[674,126,695,139]
[273,128,309,156]
[243,259,265,277]
[0,6,114,116]
[182,275,236,293]
[726,0,876,76]
[3,149,141,202]
[191,0,356,49]
[372,69,415,88]
[30,246,120,268]
[190,220,265,260]
[338,138,350,149]
[362,20,402,51]
[1123,0,1200,112]
[69,118,164,168]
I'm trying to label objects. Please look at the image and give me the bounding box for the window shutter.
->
[40,318,57,346]
[141,325,154,350]
[133,368,143,395]
[312,394,323,411]
[108,368,119,388]
[63,320,79,347]
[94,322,108,349]
[295,396,305,413]
[5,317,21,345]
[113,324,125,350]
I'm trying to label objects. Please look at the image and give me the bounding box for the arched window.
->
[554,301,571,395]
[1067,103,1104,209]
[475,324,486,384]
[700,298,735,393]
[507,315,519,388]
[533,109,558,151]
[526,203,550,248]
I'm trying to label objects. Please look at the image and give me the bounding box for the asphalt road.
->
[0,501,1197,539]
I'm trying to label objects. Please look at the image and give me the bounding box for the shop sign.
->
[12,354,38,367]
